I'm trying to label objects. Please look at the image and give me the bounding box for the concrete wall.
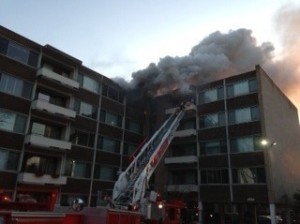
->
[257,65,300,203]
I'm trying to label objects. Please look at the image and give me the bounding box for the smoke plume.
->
[265,3,300,111]
[128,28,274,95]
[115,3,300,112]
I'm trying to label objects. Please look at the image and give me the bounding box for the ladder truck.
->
[0,102,195,224]
[112,102,193,215]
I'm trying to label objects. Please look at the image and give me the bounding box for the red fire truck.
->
[0,103,194,224]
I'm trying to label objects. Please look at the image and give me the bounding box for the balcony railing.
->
[25,134,72,150]
[37,67,79,89]
[165,155,198,164]
[31,99,76,119]
[18,172,67,185]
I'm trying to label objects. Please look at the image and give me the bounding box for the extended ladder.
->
[112,103,189,208]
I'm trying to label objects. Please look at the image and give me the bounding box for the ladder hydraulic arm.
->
[112,102,192,209]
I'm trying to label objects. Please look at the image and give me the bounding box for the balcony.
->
[37,67,79,90]
[31,99,76,119]
[174,129,197,138]
[25,134,72,150]
[18,172,67,185]
[166,184,198,192]
[165,155,198,164]
[165,103,197,115]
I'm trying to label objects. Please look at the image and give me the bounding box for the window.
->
[200,140,227,155]
[228,106,259,124]
[64,159,91,178]
[232,167,266,184]
[227,79,257,98]
[0,149,20,171]
[69,128,95,147]
[0,36,38,67]
[97,136,120,154]
[100,110,122,127]
[178,119,195,130]
[36,91,65,107]
[0,72,33,99]
[0,109,26,133]
[199,87,224,104]
[171,143,196,156]
[78,72,99,94]
[125,118,142,134]
[201,169,229,184]
[94,164,117,181]
[0,36,9,54]
[123,142,137,155]
[200,112,225,128]
[23,155,58,175]
[169,170,197,185]
[230,136,262,153]
[102,84,123,103]
[30,122,61,139]
[74,100,97,119]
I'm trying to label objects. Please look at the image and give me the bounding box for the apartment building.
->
[151,66,300,223]
[0,26,145,207]
[1,26,300,224]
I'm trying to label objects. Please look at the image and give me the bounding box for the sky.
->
[1,0,300,116]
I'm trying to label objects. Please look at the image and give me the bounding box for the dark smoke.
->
[120,28,274,95]
[114,3,300,111]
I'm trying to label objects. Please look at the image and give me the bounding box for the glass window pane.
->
[204,114,218,127]
[217,87,224,100]
[31,122,45,136]
[232,137,256,153]
[249,79,257,92]
[205,141,220,155]
[100,166,114,180]
[0,37,9,54]
[0,111,16,131]
[74,162,91,178]
[233,81,249,96]
[80,102,92,117]
[28,51,38,67]
[251,107,259,120]
[6,152,19,170]
[83,76,98,93]
[14,115,26,133]
[227,85,234,98]
[206,89,218,102]
[235,108,251,123]
[22,82,32,99]
[0,150,8,169]
[106,112,119,126]
[7,42,29,64]
[102,138,120,153]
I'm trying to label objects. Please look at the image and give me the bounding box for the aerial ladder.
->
[112,102,194,212]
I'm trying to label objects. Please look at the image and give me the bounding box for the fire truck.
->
[0,102,195,224]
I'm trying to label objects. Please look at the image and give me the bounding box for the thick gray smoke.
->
[114,3,300,111]
[126,28,274,95]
